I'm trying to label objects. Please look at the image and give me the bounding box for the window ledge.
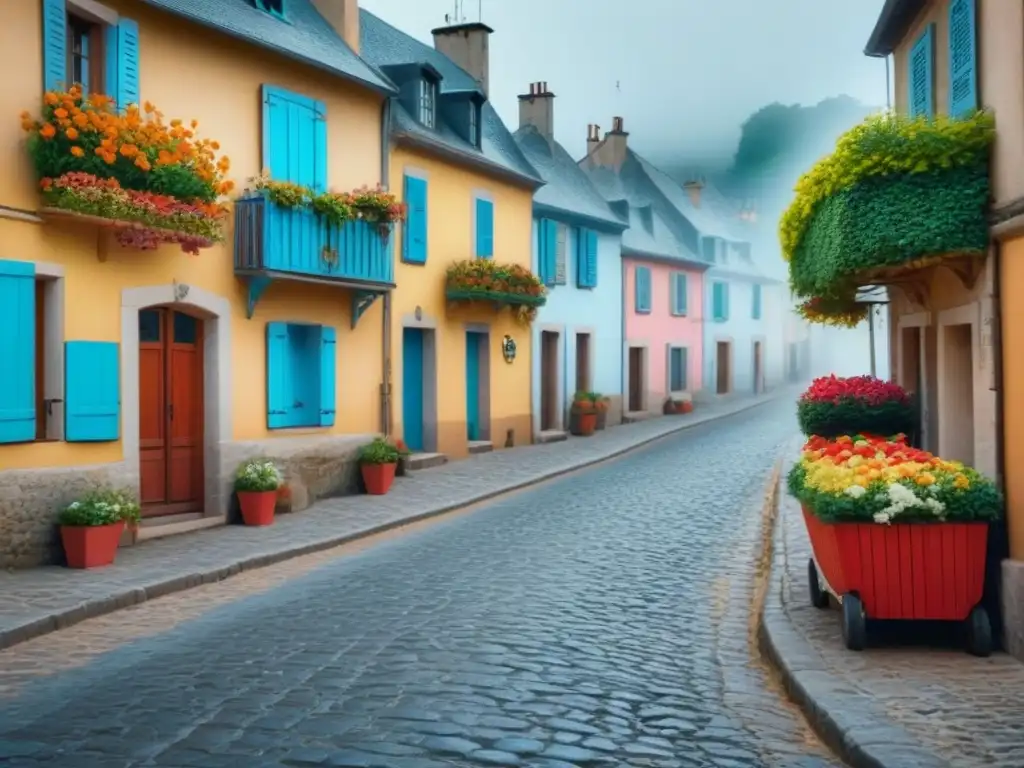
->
[0,205,44,224]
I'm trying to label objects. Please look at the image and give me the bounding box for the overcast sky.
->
[359,0,890,163]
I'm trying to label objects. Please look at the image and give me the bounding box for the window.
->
[752,283,762,320]
[468,103,479,146]
[263,85,327,191]
[576,228,598,288]
[419,78,437,128]
[670,272,687,316]
[712,281,729,321]
[67,14,103,94]
[669,347,688,392]
[475,197,494,258]
[635,266,652,313]
[255,0,286,18]
[265,322,337,429]
[0,259,68,444]
[554,223,567,285]
[402,174,428,264]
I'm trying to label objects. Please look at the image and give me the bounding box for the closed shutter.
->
[266,322,292,429]
[402,175,428,264]
[262,85,326,188]
[539,219,557,285]
[41,0,66,92]
[752,283,762,319]
[909,25,935,118]
[319,325,336,427]
[115,19,140,109]
[0,260,36,443]
[948,0,978,117]
[635,266,652,313]
[576,229,598,288]
[475,198,494,258]
[65,341,120,442]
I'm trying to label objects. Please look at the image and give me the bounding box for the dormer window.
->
[468,103,479,146]
[419,78,437,129]
[255,0,285,19]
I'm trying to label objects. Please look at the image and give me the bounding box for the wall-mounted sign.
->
[501,335,517,364]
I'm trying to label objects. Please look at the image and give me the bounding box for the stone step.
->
[536,430,568,444]
[468,440,493,454]
[406,452,448,471]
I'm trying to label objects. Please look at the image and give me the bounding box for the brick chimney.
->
[586,123,601,157]
[431,21,494,95]
[683,176,705,207]
[518,82,555,137]
[311,0,360,53]
[587,116,628,172]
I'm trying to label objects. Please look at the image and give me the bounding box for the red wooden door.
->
[138,309,204,517]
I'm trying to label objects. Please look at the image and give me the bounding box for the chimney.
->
[587,116,628,171]
[683,176,705,207]
[312,0,361,53]
[431,21,494,95]
[586,123,601,157]
[518,81,555,137]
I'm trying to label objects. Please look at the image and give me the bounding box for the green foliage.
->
[234,459,282,492]
[58,488,141,527]
[796,398,917,438]
[358,437,400,465]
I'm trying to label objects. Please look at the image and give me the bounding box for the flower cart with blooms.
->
[359,437,401,495]
[23,88,232,255]
[445,260,547,325]
[789,433,1003,655]
[797,375,917,440]
[58,489,141,568]
[781,111,994,313]
[569,392,598,437]
[234,458,282,526]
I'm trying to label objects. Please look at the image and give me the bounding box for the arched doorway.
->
[138,307,205,517]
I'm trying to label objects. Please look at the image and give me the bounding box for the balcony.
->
[234,196,395,324]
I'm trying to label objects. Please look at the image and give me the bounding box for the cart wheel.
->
[807,558,829,609]
[966,605,992,658]
[841,593,866,651]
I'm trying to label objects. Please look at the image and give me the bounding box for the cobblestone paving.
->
[0,402,844,768]
[774,456,1024,768]
[0,390,795,650]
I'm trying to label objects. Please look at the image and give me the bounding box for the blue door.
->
[402,328,425,451]
[465,331,483,440]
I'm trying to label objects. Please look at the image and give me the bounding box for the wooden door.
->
[540,331,558,430]
[402,328,425,451]
[628,347,643,412]
[716,342,730,394]
[465,331,482,440]
[575,333,591,393]
[139,309,204,517]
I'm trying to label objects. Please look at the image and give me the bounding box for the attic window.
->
[255,0,285,19]
[468,103,479,146]
[419,78,437,129]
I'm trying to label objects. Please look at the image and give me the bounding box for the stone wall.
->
[0,461,134,568]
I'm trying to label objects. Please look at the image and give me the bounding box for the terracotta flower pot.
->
[238,490,277,526]
[362,462,397,495]
[61,520,125,569]
[681,401,694,414]
[577,412,597,436]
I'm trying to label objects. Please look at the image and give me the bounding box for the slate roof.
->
[512,126,624,231]
[139,0,395,94]
[359,10,542,187]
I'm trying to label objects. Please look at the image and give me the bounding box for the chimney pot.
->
[431,20,494,95]
[518,79,555,137]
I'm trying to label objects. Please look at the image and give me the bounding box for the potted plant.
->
[664,398,684,415]
[789,433,1003,655]
[593,394,610,430]
[234,458,282,526]
[57,488,141,569]
[797,375,916,438]
[680,400,694,414]
[568,393,598,436]
[359,437,401,495]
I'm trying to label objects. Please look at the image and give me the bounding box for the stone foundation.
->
[1001,558,1024,661]
[0,461,134,568]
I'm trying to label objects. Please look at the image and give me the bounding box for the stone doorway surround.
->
[121,282,233,522]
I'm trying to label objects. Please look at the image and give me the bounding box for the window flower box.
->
[797,375,916,439]
[445,259,547,325]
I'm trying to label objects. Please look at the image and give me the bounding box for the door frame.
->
[400,313,439,452]
[714,336,733,395]
[121,284,232,521]
[625,341,649,413]
[464,323,491,442]
[535,323,564,433]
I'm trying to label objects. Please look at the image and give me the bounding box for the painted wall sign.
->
[501,334,517,364]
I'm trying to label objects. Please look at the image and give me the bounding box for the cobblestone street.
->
[0,403,842,768]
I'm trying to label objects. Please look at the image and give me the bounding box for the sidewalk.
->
[0,388,791,651]
[761,448,1024,768]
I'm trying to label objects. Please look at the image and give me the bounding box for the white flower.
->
[873,511,892,524]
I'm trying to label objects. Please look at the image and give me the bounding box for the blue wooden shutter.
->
[949,0,978,117]
[712,282,724,320]
[403,175,428,264]
[672,273,688,315]
[909,25,935,118]
[576,229,598,288]
[115,19,140,109]
[42,0,66,92]
[65,341,120,441]
[0,260,36,443]
[318,325,336,427]
[312,100,327,194]
[752,283,762,319]
[635,267,651,313]
[262,86,324,186]
[540,219,557,285]
[476,198,494,258]
[266,322,291,429]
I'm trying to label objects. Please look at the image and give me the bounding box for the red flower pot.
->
[238,490,277,526]
[362,462,397,495]
[681,401,694,414]
[802,505,992,654]
[61,521,125,569]
[576,412,597,436]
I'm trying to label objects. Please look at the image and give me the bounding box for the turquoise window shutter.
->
[115,19,140,109]
[318,325,336,427]
[635,266,651,313]
[475,198,494,258]
[0,260,36,444]
[261,86,324,186]
[949,0,978,117]
[540,219,557,285]
[909,25,935,118]
[584,229,598,287]
[266,322,292,429]
[713,281,728,321]
[752,283,762,319]
[42,0,66,92]
[672,273,688,315]
[64,341,120,442]
[402,175,428,264]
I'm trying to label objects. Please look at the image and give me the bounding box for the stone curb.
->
[0,391,786,652]
[756,473,952,768]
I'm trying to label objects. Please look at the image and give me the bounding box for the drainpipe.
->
[380,96,392,436]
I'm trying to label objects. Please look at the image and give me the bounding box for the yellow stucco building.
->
[0,0,401,566]
[359,12,543,461]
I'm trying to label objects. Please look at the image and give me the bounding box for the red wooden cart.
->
[802,506,992,655]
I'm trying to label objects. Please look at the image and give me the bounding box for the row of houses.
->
[0,0,787,568]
